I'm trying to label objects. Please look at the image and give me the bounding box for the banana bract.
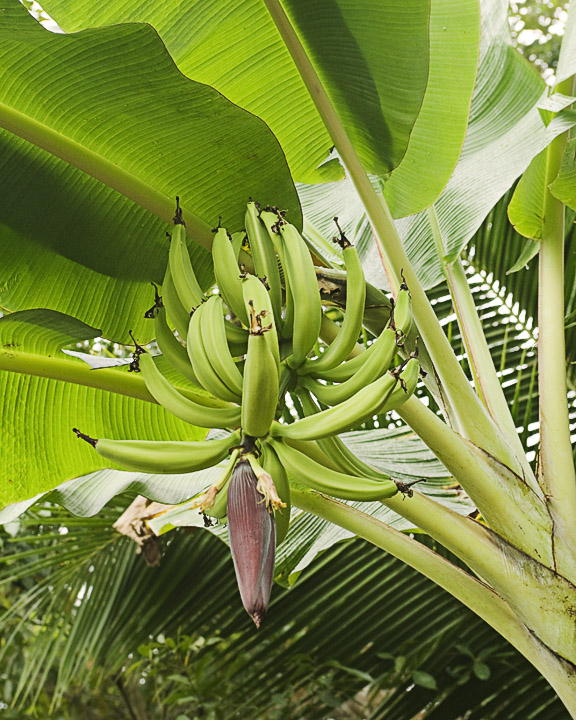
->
[78,200,420,626]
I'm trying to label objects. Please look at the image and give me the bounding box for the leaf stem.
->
[261,0,519,470]
[427,205,539,493]
[0,349,154,403]
[397,396,551,558]
[291,489,576,714]
[538,76,576,579]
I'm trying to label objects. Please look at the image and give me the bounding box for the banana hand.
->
[270,368,399,441]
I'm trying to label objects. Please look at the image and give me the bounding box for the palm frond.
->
[0,508,567,719]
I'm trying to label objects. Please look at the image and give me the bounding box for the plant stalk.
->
[538,77,576,579]
[0,349,154,403]
[291,489,576,717]
[261,0,522,473]
[397,395,551,560]
[428,205,539,495]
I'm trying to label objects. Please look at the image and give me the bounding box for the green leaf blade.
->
[0,309,206,507]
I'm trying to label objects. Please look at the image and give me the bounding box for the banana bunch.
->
[74,198,421,626]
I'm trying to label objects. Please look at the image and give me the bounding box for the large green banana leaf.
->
[299,0,575,292]
[0,508,566,717]
[40,0,473,217]
[0,0,299,342]
[0,309,204,506]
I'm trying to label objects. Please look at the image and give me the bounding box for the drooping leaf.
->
[507,148,548,240]
[382,0,480,217]
[0,309,205,507]
[550,137,576,210]
[302,0,575,292]
[0,0,299,341]
[42,0,433,194]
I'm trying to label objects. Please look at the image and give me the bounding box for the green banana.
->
[259,209,294,340]
[212,225,249,326]
[278,221,322,368]
[266,438,398,501]
[245,202,283,322]
[295,389,393,480]
[242,273,280,370]
[187,302,243,404]
[200,295,244,397]
[299,326,398,406]
[161,263,191,341]
[316,312,365,362]
[275,357,420,441]
[300,233,366,375]
[241,301,280,438]
[270,369,400,441]
[138,352,241,429]
[391,278,413,341]
[260,209,321,365]
[259,442,291,545]
[147,290,199,385]
[73,428,241,474]
[169,203,204,312]
[282,436,346,474]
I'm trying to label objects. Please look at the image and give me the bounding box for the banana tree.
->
[0,0,575,714]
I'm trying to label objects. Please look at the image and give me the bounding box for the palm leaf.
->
[0,509,566,718]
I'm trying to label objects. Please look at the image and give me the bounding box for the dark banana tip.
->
[173,196,185,225]
[227,460,275,627]
[72,428,97,448]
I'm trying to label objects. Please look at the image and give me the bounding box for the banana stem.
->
[290,489,576,716]
[261,0,518,471]
[537,76,576,580]
[0,101,214,251]
[427,205,538,492]
[397,395,552,559]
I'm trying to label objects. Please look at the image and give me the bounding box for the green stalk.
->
[0,102,214,250]
[397,395,551,558]
[261,0,520,472]
[538,77,576,579]
[428,206,539,494]
[0,349,154,401]
[291,489,576,716]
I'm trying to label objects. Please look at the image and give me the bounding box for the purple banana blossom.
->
[227,460,276,628]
